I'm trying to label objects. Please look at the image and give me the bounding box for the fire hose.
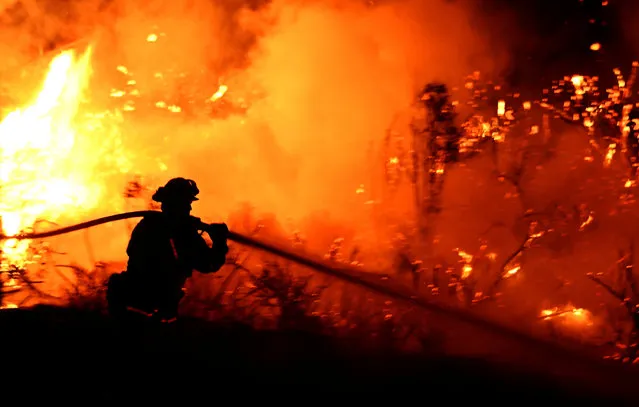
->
[1,210,637,380]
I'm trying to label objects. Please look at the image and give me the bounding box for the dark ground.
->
[0,305,637,403]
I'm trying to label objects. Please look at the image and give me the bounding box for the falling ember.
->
[590,43,601,51]
[0,48,103,269]
[579,212,595,231]
[116,65,129,75]
[210,85,228,102]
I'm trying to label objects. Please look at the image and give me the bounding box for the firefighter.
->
[107,177,229,322]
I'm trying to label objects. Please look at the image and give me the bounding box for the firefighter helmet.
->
[152,177,200,203]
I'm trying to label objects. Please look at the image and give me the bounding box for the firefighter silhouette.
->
[107,177,229,322]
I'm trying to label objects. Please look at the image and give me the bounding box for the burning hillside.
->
[0,0,502,273]
[0,0,638,370]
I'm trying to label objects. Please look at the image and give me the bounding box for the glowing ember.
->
[605,143,616,167]
[541,305,594,330]
[210,84,228,102]
[504,265,520,278]
[497,100,505,117]
[455,249,474,279]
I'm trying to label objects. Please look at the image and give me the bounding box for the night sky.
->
[481,0,632,86]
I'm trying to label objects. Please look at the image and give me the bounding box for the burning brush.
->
[384,76,516,218]
[539,304,599,344]
[0,6,637,368]
[541,63,639,185]
[383,71,551,294]
[585,244,639,361]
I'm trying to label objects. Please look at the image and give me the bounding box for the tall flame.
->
[0,48,99,269]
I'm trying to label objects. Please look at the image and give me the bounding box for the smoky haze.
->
[85,0,512,256]
[0,0,511,266]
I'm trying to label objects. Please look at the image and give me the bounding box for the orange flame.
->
[0,48,130,270]
[541,304,594,329]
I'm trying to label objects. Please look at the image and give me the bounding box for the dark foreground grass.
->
[0,305,637,403]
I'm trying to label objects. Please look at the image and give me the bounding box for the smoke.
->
[618,0,639,64]
[237,0,502,219]
[0,0,512,263]
[106,0,509,220]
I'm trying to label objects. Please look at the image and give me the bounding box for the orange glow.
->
[210,84,228,102]
[455,249,474,279]
[541,305,594,330]
[5,1,624,350]
[0,0,508,290]
[497,100,505,117]
[503,265,520,278]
